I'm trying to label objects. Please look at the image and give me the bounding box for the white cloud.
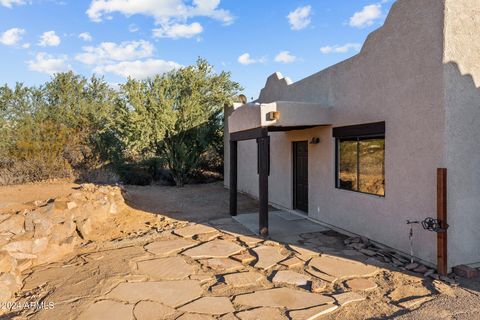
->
[79,32,93,42]
[27,52,71,75]
[38,31,61,47]
[0,28,25,46]
[94,59,181,79]
[0,0,25,8]
[287,5,312,31]
[87,0,233,25]
[153,22,203,39]
[22,42,30,49]
[274,51,297,64]
[320,43,362,54]
[238,53,266,65]
[128,23,139,33]
[349,4,382,28]
[75,40,154,65]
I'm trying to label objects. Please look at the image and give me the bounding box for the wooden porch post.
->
[229,140,238,216]
[257,136,270,236]
[437,168,448,276]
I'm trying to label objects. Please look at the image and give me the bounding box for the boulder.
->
[2,239,33,254]
[36,238,75,265]
[75,218,93,239]
[0,279,14,300]
[0,215,25,235]
[67,201,77,210]
[0,251,17,273]
[0,183,126,299]
[30,211,54,238]
[49,220,76,245]
[0,272,22,299]
[54,199,70,210]
[32,237,49,254]
[80,183,96,193]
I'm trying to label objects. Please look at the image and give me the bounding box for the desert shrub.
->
[118,58,240,186]
[0,59,240,186]
[116,164,153,186]
[0,73,120,184]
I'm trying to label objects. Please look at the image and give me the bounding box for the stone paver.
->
[309,255,378,281]
[136,256,194,280]
[176,314,215,320]
[237,235,263,246]
[333,292,366,306]
[346,278,378,291]
[133,301,176,320]
[311,280,327,293]
[190,273,215,284]
[288,304,339,320]
[398,296,434,309]
[272,270,311,286]
[183,240,244,259]
[236,307,287,320]
[289,245,320,261]
[5,187,460,320]
[223,271,264,288]
[144,238,197,256]
[231,252,256,264]
[174,224,219,238]
[252,246,286,270]
[78,300,133,320]
[106,280,202,308]
[280,257,304,269]
[305,267,337,283]
[234,288,334,309]
[201,258,244,272]
[179,297,235,315]
[219,314,240,320]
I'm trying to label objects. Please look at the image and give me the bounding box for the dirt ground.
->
[0,182,78,212]
[124,183,265,222]
[1,182,479,320]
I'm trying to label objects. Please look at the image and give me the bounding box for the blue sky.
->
[0,0,394,99]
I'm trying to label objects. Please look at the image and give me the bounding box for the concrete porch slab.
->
[233,211,330,241]
[274,210,306,221]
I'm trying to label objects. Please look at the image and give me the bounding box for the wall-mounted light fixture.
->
[310,137,320,144]
[266,111,281,121]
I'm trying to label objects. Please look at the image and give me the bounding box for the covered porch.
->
[228,101,332,236]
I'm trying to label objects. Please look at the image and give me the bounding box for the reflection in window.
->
[339,140,358,191]
[337,137,385,196]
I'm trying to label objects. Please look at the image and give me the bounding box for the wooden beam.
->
[332,121,385,138]
[229,140,238,216]
[257,136,270,236]
[437,168,448,276]
[230,127,268,142]
[267,125,320,132]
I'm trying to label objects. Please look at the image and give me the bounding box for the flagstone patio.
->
[6,214,397,320]
[1,182,478,320]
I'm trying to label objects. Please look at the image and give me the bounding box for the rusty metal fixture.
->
[266,111,280,121]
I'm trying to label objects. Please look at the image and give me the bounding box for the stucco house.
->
[224,0,480,273]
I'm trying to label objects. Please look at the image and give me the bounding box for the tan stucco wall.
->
[443,0,480,267]
[226,0,446,266]
[228,101,332,133]
[226,0,480,267]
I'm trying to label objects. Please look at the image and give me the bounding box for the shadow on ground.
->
[123,182,480,320]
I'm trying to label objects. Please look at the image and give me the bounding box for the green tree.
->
[119,59,241,186]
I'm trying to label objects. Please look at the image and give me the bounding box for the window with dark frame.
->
[333,122,385,197]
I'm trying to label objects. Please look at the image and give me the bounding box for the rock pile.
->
[343,236,458,284]
[0,184,126,300]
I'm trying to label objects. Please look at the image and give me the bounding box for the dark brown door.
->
[293,141,309,213]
